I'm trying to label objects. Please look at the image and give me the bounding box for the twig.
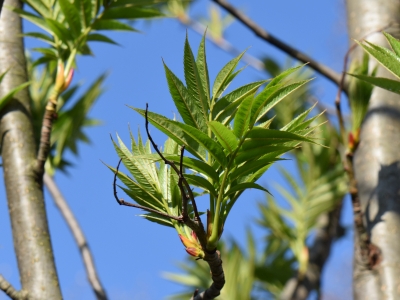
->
[43,174,108,300]
[35,99,57,177]
[0,274,28,300]
[345,153,381,269]
[211,0,343,88]
[113,158,183,222]
[191,250,225,300]
[144,104,204,230]
[144,105,225,298]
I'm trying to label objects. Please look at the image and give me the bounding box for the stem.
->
[43,174,108,300]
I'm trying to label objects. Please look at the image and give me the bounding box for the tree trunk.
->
[346,1,400,299]
[0,0,62,298]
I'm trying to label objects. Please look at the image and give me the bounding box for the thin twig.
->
[0,274,28,300]
[43,174,108,300]
[113,158,183,222]
[144,104,204,229]
[211,0,343,88]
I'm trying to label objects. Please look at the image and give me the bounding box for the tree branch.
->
[0,275,28,300]
[211,0,343,89]
[0,0,62,298]
[280,205,344,300]
[43,173,108,300]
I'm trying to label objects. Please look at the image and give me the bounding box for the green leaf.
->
[140,212,174,228]
[102,6,163,19]
[212,50,245,99]
[358,40,400,79]
[185,174,217,198]
[224,182,269,197]
[92,19,137,31]
[45,18,74,47]
[252,79,312,124]
[233,95,254,138]
[59,0,82,35]
[23,32,55,46]
[208,121,238,153]
[384,32,400,57]
[10,7,51,33]
[164,155,219,182]
[25,0,51,17]
[133,108,206,161]
[87,33,119,45]
[196,33,210,104]
[184,34,209,124]
[213,80,266,124]
[172,122,227,167]
[235,145,294,165]
[0,82,31,112]
[229,156,282,181]
[347,73,400,95]
[163,62,206,131]
[268,64,306,87]
[243,127,313,149]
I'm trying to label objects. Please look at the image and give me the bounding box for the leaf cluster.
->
[112,34,321,250]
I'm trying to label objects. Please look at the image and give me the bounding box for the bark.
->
[0,1,62,299]
[346,1,400,299]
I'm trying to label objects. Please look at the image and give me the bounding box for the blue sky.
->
[0,1,353,299]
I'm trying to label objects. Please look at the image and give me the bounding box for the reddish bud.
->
[62,68,74,91]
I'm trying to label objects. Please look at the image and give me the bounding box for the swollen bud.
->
[178,233,204,259]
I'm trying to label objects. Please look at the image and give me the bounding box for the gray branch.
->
[211,0,343,89]
[43,174,108,300]
[0,275,28,300]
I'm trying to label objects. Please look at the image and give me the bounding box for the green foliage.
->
[10,0,164,67]
[347,54,376,135]
[29,60,105,174]
[350,32,400,97]
[111,34,321,253]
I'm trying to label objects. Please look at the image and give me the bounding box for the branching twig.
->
[144,104,204,231]
[211,0,343,88]
[43,174,108,300]
[113,158,183,222]
[0,274,28,300]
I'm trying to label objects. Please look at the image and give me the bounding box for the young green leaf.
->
[184,34,209,124]
[347,74,400,95]
[208,121,238,153]
[196,33,210,104]
[163,62,207,132]
[233,95,254,138]
[384,32,400,57]
[212,50,245,99]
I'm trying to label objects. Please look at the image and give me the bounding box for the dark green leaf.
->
[235,145,294,164]
[184,34,209,124]
[208,121,238,153]
[163,62,206,131]
[348,73,400,95]
[185,174,217,198]
[196,33,210,104]
[212,51,245,99]
[102,6,163,19]
[87,33,119,45]
[224,182,269,197]
[92,19,137,31]
[233,95,254,138]
[59,0,82,35]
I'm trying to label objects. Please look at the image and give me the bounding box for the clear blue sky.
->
[0,1,353,299]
